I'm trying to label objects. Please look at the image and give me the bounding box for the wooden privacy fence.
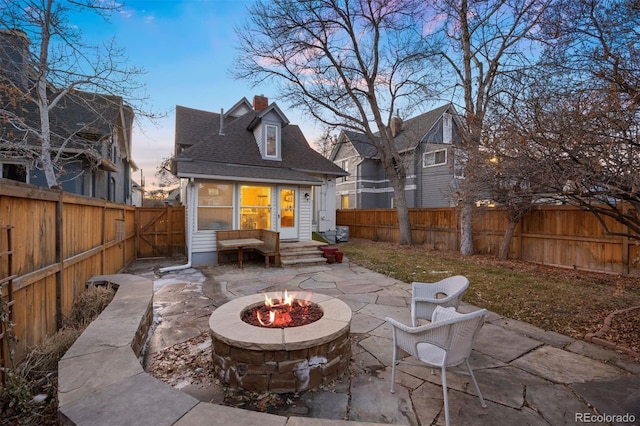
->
[136,206,185,258]
[0,180,136,367]
[0,180,184,371]
[337,205,640,276]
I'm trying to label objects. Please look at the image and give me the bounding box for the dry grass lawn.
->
[339,239,640,354]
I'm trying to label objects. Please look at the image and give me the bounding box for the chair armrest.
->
[385,317,451,355]
[413,293,462,304]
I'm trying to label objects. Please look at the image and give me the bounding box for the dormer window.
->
[247,100,289,160]
[265,124,278,158]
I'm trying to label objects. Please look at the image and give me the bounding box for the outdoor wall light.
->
[304,192,310,201]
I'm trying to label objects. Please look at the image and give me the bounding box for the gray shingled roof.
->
[341,103,454,158]
[174,104,347,182]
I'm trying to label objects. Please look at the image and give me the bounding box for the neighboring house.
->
[330,103,467,209]
[172,95,347,265]
[131,181,143,207]
[0,28,136,204]
[164,187,181,206]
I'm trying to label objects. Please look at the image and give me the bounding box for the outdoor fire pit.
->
[209,291,352,393]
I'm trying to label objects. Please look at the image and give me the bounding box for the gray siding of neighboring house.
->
[415,115,462,208]
[334,143,358,208]
[419,142,456,208]
[363,151,418,209]
[357,159,382,209]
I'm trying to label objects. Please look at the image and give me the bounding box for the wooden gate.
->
[136,206,186,258]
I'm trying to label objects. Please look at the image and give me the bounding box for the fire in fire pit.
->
[241,291,323,328]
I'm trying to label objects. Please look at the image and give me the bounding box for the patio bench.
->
[216,229,280,267]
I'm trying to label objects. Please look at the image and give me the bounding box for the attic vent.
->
[443,112,452,144]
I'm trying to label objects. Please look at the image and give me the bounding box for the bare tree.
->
[428,0,551,255]
[234,0,440,245]
[0,0,153,188]
[156,155,179,188]
[314,126,338,159]
[495,0,640,240]
[479,111,552,259]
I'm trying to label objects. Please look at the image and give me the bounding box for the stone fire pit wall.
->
[209,293,352,394]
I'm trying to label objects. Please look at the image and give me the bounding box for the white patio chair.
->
[411,275,469,326]
[386,306,488,426]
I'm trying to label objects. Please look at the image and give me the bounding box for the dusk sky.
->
[72,0,325,189]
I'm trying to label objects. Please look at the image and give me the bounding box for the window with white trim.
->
[197,183,233,230]
[422,149,447,168]
[342,160,348,181]
[240,185,271,230]
[265,124,278,158]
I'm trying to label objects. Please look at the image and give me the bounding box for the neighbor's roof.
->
[338,103,455,159]
[174,104,347,183]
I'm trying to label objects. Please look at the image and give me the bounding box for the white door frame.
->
[278,186,298,240]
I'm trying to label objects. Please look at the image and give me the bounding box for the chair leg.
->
[441,367,450,426]
[465,359,487,408]
[390,345,397,393]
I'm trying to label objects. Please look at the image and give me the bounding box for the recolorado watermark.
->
[575,412,636,424]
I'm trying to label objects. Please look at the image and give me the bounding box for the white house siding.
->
[315,178,336,232]
[253,125,264,156]
[299,185,312,241]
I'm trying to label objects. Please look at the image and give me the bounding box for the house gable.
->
[331,103,466,209]
[248,102,290,162]
[226,97,253,117]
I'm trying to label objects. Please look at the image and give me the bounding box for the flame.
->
[257,291,311,327]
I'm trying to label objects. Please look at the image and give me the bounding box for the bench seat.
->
[216,229,280,267]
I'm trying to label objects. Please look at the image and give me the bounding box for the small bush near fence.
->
[0,285,116,425]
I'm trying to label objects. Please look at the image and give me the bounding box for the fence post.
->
[55,188,63,330]
[168,206,174,257]
[622,203,630,276]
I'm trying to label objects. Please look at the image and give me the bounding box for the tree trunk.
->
[384,154,412,245]
[498,219,517,260]
[459,200,474,255]
[395,189,412,245]
[37,76,58,188]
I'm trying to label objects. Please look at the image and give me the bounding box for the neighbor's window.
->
[197,183,233,230]
[240,185,271,229]
[1,162,27,182]
[342,160,349,181]
[341,194,349,209]
[265,124,278,158]
[422,149,447,168]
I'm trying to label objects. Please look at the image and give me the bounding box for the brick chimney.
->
[253,94,268,111]
[391,113,403,137]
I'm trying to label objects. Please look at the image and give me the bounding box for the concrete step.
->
[278,241,331,267]
[280,256,328,267]
[280,249,324,258]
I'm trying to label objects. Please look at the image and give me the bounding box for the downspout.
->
[160,178,195,272]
